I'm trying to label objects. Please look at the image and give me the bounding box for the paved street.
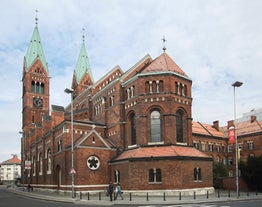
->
[1,185,262,207]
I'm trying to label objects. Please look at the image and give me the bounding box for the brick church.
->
[21,18,214,194]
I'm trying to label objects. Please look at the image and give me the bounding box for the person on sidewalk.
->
[108,181,114,201]
[114,183,123,200]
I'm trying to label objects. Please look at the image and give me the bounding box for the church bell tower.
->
[22,14,50,134]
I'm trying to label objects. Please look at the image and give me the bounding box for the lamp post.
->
[64,88,75,198]
[232,81,243,198]
[19,131,25,191]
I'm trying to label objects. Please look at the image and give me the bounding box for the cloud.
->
[0,0,261,162]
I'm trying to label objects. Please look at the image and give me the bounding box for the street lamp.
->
[232,81,243,198]
[19,131,25,191]
[64,88,75,198]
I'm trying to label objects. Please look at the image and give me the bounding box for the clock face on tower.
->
[33,98,43,108]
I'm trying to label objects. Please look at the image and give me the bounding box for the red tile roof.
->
[192,121,225,137]
[113,145,210,161]
[1,155,21,164]
[141,53,188,77]
[223,119,262,136]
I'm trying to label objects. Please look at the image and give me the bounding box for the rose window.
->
[87,156,100,170]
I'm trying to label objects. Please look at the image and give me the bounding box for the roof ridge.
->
[197,121,213,136]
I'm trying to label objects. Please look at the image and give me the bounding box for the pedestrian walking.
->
[114,182,123,200]
[108,181,114,201]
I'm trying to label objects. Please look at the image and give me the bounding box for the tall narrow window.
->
[176,110,184,142]
[114,170,120,183]
[31,81,36,92]
[40,83,44,94]
[130,113,136,145]
[151,110,161,142]
[39,152,43,175]
[47,149,52,173]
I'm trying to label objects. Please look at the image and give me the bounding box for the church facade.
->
[21,19,214,193]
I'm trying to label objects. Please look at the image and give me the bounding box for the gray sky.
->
[0,0,261,162]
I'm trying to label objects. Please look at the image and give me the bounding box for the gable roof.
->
[141,52,188,78]
[192,121,226,138]
[112,145,211,162]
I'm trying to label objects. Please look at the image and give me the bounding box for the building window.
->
[209,144,213,152]
[39,152,43,175]
[31,81,44,94]
[201,143,206,151]
[130,113,136,145]
[110,96,114,106]
[33,156,36,176]
[193,142,199,149]
[216,145,220,153]
[150,110,161,142]
[247,141,254,150]
[47,149,51,174]
[228,157,233,166]
[149,168,161,183]
[194,168,202,181]
[114,170,120,184]
[58,140,62,152]
[176,109,185,143]
[228,144,233,153]
[87,155,100,170]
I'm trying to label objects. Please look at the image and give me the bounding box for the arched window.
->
[33,156,36,176]
[130,113,136,145]
[151,110,161,142]
[114,170,120,183]
[31,81,36,92]
[176,109,184,143]
[40,83,44,94]
[39,152,43,175]
[47,149,52,174]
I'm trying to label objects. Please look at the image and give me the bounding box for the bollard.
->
[179,192,181,200]
[247,190,249,196]
[146,192,149,201]
[80,192,82,200]
[74,191,76,198]
[193,191,196,200]
[206,191,209,199]
[218,189,220,198]
[87,192,90,200]
[99,192,101,200]
[228,190,230,197]
[163,192,166,201]
[129,192,132,201]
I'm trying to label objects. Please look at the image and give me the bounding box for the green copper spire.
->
[74,31,93,83]
[25,17,48,74]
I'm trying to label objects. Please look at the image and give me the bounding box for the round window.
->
[87,155,100,170]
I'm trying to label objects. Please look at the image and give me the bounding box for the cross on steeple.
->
[35,9,39,25]
[162,36,166,52]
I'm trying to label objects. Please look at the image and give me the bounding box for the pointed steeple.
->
[25,14,48,74]
[74,30,93,84]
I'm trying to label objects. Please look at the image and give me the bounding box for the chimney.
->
[251,115,257,123]
[213,120,219,131]
[227,120,234,129]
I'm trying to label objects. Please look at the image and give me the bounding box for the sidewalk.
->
[7,186,262,206]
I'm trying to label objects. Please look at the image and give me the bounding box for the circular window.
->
[87,155,100,170]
